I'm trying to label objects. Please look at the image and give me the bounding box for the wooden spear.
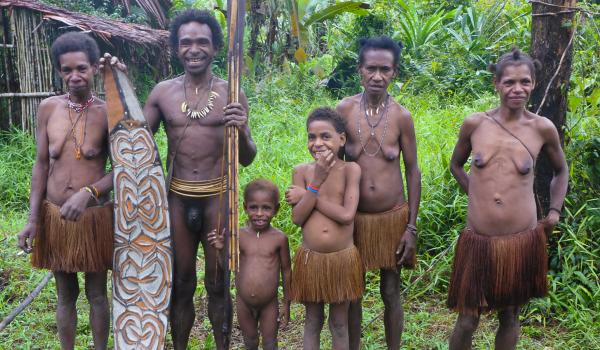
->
[222,0,245,343]
[227,0,245,273]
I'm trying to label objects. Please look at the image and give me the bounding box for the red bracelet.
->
[307,183,320,194]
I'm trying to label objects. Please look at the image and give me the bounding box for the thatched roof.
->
[0,0,169,49]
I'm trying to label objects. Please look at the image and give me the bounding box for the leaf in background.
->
[302,1,370,27]
[294,47,307,63]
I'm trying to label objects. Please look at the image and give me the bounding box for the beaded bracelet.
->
[306,183,320,194]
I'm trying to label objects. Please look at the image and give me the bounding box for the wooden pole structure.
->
[222,0,245,344]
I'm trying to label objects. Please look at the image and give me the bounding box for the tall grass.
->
[0,130,36,213]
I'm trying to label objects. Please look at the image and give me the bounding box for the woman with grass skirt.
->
[17,32,113,350]
[447,48,568,350]
[335,36,422,350]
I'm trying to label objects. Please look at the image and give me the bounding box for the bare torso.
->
[149,76,230,180]
[467,111,545,235]
[45,95,109,205]
[235,227,286,307]
[339,93,407,212]
[298,162,355,253]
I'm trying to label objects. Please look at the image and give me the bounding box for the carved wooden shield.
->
[104,67,172,350]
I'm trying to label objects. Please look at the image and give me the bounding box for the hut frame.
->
[0,0,171,133]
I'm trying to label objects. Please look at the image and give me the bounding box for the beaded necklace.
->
[67,92,95,113]
[66,93,92,160]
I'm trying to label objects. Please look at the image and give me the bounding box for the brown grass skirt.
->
[31,200,114,273]
[447,223,548,315]
[291,245,364,304]
[354,203,414,270]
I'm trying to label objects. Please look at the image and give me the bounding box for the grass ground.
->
[0,74,598,349]
[0,236,595,349]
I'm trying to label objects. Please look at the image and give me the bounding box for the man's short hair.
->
[169,9,224,52]
[358,36,403,69]
[50,32,100,69]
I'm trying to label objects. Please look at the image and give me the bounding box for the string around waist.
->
[169,176,227,198]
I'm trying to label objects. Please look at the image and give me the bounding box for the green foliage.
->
[393,0,455,58]
[0,130,35,212]
[302,1,370,27]
[286,0,371,63]
[170,0,227,28]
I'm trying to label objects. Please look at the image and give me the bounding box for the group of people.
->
[16,8,568,350]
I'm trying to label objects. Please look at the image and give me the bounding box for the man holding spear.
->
[103,7,255,349]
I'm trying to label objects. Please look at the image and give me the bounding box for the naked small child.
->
[208,179,292,350]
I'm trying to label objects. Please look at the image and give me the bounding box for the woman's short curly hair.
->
[169,9,224,52]
[50,32,100,69]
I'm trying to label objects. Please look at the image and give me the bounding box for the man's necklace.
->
[180,76,219,119]
[357,92,389,157]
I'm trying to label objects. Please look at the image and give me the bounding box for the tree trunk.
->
[248,0,265,60]
[530,0,576,216]
[266,3,279,64]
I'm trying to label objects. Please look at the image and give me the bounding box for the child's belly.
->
[302,211,354,253]
[236,260,280,307]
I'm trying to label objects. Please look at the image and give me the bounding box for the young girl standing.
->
[286,107,363,349]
